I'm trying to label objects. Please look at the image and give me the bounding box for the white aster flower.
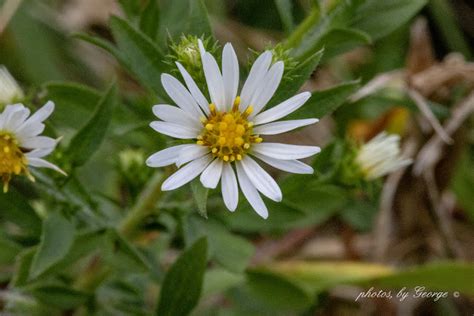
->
[0,66,24,106]
[0,101,66,192]
[355,132,412,180]
[146,41,320,218]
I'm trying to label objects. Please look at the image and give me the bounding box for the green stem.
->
[119,171,166,237]
[284,8,320,50]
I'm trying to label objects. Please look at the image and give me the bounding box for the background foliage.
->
[0,0,473,315]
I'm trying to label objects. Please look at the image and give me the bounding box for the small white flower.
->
[0,66,24,106]
[146,41,320,218]
[0,101,65,192]
[355,132,412,180]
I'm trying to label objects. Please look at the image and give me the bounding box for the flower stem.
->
[284,8,320,50]
[119,171,166,238]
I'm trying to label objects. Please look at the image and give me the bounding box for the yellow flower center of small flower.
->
[0,132,30,192]
[197,97,263,162]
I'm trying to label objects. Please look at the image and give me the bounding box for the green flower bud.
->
[166,35,219,87]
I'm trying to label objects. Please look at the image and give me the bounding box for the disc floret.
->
[197,97,263,162]
[0,132,31,192]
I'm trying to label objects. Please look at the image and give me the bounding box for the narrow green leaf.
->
[11,248,36,287]
[109,16,167,96]
[360,262,474,295]
[156,237,208,316]
[0,235,22,264]
[428,0,472,58]
[73,32,125,63]
[28,286,90,309]
[0,189,42,237]
[269,49,323,107]
[351,0,427,40]
[42,81,100,128]
[289,80,360,119]
[158,0,213,41]
[139,0,160,40]
[29,212,75,279]
[185,217,254,273]
[118,0,142,19]
[105,230,152,272]
[191,180,208,218]
[274,0,294,33]
[246,270,312,311]
[264,261,474,296]
[317,28,371,61]
[65,83,117,168]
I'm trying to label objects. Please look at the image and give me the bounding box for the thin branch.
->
[407,88,453,144]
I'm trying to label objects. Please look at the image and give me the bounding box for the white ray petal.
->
[176,144,209,167]
[253,118,318,135]
[221,163,238,211]
[200,158,223,189]
[250,61,284,115]
[176,62,210,115]
[24,101,55,125]
[202,52,225,110]
[222,43,239,111]
[27,157,67,176]
[252,143,321,160]
[146,144,194,167]
[161,154,212,191]
[161,74,203,117]
[236,162,268,219]
[152,104,201,128]
[21,136,56,149]
[239,156,282,202]
[150,121,199,139]
[253,92,311,125]
[252,153,314,174]
[240,51,272,111]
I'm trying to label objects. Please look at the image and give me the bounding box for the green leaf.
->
[43,81,100,128]
[11,248,36,287]
[139,0,160,40]
[74,32,125,64]
[359,262,474,295]
[246,270,312,311]
[118,0,142,19]
[317,28,371,61]
[28,285,90,309]
[158,0,213,41]
[191,180,208,218]
[269,49,323,107]
[185,217,254,273]
[289,80,360,119]
[352,0,427,40]
[0,235,22,265]
[202,269,244,297]
[0,189,42,237]
[65,83,117,168]
[262,261,474,296]
[29,212,75,279]
[428,0,472,58]
[109,16,167,96]
[105,230,152,272]
[274,0,294,33]
[156,237,208,316]
[260,261,394,295]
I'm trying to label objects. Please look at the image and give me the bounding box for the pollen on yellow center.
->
[197,97,263,162]
[0,132,30,192]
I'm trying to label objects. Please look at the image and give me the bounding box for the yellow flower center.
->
[197,97,263,162]
[0,132,30,192]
